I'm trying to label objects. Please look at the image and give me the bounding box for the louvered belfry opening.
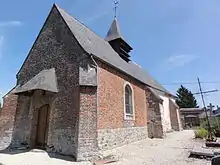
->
[105,18,133,62]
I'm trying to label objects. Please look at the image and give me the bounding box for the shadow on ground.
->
[0,124,76,162]
[0,146,76,162]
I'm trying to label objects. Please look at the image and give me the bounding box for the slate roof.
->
[105,18,124,42]
[14,68,58,94]
[55,4,171,96]
[180,108,205,116]
[180,108,204,112]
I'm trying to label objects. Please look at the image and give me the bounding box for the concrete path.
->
[0,130,210,165]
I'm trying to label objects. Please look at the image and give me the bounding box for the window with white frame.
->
[124,83,134,119]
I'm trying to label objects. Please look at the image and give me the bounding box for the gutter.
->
[92,55,170,95]
[90,55,98,71]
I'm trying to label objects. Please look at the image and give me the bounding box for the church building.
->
[0,4,182,161]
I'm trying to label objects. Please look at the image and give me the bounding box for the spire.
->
[105,18,122,42]
[105,18,133,62]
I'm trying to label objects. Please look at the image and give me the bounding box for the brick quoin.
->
[97,61,148,129]
[77,86,98,160]
[0,91,18,133]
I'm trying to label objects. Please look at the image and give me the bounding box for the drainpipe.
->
[90,54,100,151]
[90,54,98,105]
[90,54,98,86]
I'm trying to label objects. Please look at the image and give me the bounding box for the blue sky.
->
[0,0,220,107]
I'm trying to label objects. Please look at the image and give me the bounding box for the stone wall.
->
[97,61,147,129]
[169,99,179,131]
[145,88,164,138]
[97,126,148,150]
[12,95,31,146]
[169,99,182,131]
[12,5,88,158]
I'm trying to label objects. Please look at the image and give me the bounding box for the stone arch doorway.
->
[35,104,50,148]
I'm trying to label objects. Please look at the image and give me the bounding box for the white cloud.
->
[0,21,22,27]
[166,54,198,68]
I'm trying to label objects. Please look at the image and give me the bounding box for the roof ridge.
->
[54,4,172,97]
[54,4,109,45]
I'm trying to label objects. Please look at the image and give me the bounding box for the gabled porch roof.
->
[14,68,58,94]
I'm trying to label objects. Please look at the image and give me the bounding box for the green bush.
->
[200,117,220,137]
[194,128,208,139]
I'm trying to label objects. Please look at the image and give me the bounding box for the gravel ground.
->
[0,130,210,165]
[109,130,210,165]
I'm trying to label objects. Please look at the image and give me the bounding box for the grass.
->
[194,128,208,139]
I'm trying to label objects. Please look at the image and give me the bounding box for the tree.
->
[176,85,198,108]
[0,102,2,112]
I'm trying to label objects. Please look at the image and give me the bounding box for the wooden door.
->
[36,104,49,148]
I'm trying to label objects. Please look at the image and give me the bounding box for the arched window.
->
[124,83,134,119]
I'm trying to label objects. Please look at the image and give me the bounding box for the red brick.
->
[0,90,18,133]
[97,61,147,129]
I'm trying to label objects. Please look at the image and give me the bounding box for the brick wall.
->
[0,91,18,133]
[97,61,147,129]
[0,90,18,149]
[96,61,148,150]
[77,86,98,161]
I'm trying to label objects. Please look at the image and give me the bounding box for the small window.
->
[124,83,134,120]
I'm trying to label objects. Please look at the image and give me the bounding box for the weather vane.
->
[114,0,119,18]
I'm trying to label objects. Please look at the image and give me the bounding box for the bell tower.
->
[105,1,133,62]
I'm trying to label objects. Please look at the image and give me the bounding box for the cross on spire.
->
[114,0,119,18]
